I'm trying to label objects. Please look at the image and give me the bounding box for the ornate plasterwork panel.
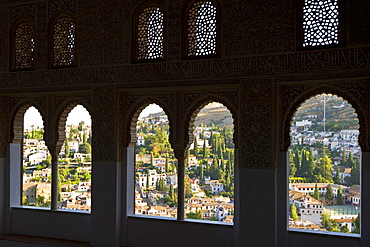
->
[240,79,273,169]
[0,97,7,157]
[37,2,47,69]
[0,8,9,72]
[349,0,370,46]
[10,3,36,21]
[167,0,181,61]
[92,86,116,162]
[279,82,369,153]
[79,0,129,66]
[223,0,294,56]
[48,0,76,17]
[1,47,370,89]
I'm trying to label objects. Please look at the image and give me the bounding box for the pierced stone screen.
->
[15,22,35,69]
[303,0,339,47]
[138,7,164,60]
[53,17,76,66]
[188,1,217,56]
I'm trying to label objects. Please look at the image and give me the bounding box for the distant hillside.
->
[294,94,359,131]
[146,102,234,127]
[194,102,234,127]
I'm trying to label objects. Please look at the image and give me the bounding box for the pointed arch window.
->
[184,0,220,58]
[299,0,345,49]
[10,17,36,70]
[49,13,76,67]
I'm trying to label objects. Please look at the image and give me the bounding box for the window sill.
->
[11,206,91,214]
[288,228,360,239]
[128,214,233,227]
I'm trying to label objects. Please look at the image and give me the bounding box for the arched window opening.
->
[137,7,164,60]
[12,21,35,70]
[288,94,360,235]
[58,105,92,211]
[187,1,217,57]
[135,103,177,218]
[51,16,76,67]
[302,0,340,47]
[22,106,51,208]
[186,102,234,223]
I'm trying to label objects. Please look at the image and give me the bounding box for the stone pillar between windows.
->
[50,150,59,210]
[174,149,185,221]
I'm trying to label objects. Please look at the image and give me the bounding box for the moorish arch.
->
[281,84,368,153]
[184,94,238,151]
[10,100,47,144]
[54,99,92,154]
[124,96,174,148]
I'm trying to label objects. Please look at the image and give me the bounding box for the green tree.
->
[351,158,360,185]
[79,143,91,154]
[65,138,70,157]
[325,184,334,200]
[186,210,202,220]
[202,140,207,159]
[320,212,339,232]
[169,184,175,201]
[353,213,360,234]
[193,136,199,157]
[78,121,85,131]
[337,186,343,205]
[340,225,350,233]
[333,166,340,184]
[313,183,320,200]
[290,203,298,220]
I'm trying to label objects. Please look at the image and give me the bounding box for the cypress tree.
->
[65,138,70,157]
[313,183,320,200]
[202,140,207,159]
[337,186,343,205]
[325,184,334,200]
[165,153,169,173]
[169,184,174,201]
[193,136,199,157]
[333,166,341,184]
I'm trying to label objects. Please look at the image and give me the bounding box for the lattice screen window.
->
[53,17,76,66]
[138,7,164,60]
[303,0,339,47]
[188,1,217,56]
[15,22,35,69]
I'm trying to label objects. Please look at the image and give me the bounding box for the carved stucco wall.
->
[1,0,370,169]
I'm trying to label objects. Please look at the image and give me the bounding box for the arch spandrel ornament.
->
[280,83,369,153]
[183,92,238,150]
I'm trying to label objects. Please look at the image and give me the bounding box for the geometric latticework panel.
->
[138,7,164,60]
[188,1,217,56]
[53,17,76,66]
[303,0,339,47]
[15,22,35,69]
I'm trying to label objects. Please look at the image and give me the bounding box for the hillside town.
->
[22,114,92,211]
[289,95,361,234]
[135,103,235,222]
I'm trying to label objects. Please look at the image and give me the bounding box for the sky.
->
[24,105,92,129]
[138,103,163,119]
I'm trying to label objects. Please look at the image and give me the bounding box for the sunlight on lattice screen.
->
[188,1,217,56]
[138,7,164,60]
[15,22,35,69]
[303,0,339,47]
[53,17,76,66]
